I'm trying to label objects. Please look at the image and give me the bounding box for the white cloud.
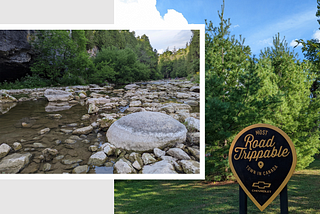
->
[115,0,188,27]
[312,30,320,41]
[289,39,302,47]
[158,49,164,54]
[114,0,192,54]
[134,30,192,53]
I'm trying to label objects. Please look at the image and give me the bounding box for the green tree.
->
[30,30,91,84]
[258,34,320,170]
[295,0,320,98]
[91,47,150,84]
[187,30,200,76]
[205,1,280,181]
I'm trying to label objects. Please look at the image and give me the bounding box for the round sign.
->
[229,124,297,211]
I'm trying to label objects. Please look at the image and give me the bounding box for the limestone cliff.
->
[0,30,35,82]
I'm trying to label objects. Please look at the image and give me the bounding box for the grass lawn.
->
[114,158,320,214]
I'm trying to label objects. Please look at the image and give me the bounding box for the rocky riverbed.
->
[0,79,200,174]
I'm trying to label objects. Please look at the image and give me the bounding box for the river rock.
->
[72,165,89,174]
[87,151,107,166]
[81,114,90,120]
[12,142,22,151]
[142,153,157,165]
[61,158,83,165]
[186,132,200,145]
[0,93,17,103]
[128,152,143,167]
[44,89,73,102]
[72,125,93,135]
[0,153,32,173]
[0,102,17,114]
[153,148,165,158]
[100,116,117,129]
[129,100,141,107]
[33,142,46,148]
[48,114,62,119]
[185,117,200,131]
[160,156,183,172]
[38,128,50,135]
[142,160,178,174]
[106,112,187,152]
[0,143,11,158]
[113,158,136,174]
[184,100,199,106]
[101,143,116,156]
[64,139,77,144]
[125,84,138,90]
[167,148,191,160]
[132,160,142,170]
[43,163,51,171]
[176,92,190,99]
[187,147,200,160]
[179,160,200,174]
[42,148,58,161]
[88,103,99,114]
[89,145,98,152]
[190,86,200,92]
[86,97,110,105]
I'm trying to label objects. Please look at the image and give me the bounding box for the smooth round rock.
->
[106,112,187,152]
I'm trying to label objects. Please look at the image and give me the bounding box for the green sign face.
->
[229,124,297,211]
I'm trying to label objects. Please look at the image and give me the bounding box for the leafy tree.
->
[258,34,320,170]
[136,34,160,79]
[295,0,320,98]
[205,1,280,181]
[30,30,91,84]
[90,47,150,84]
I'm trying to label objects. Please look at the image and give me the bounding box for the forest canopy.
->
[0,29,200,89]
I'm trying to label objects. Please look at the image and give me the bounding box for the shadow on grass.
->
[115,159,320,214]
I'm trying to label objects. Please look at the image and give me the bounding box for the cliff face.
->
[0,30,35,82]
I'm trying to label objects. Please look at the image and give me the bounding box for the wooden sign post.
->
[229,124,297,212]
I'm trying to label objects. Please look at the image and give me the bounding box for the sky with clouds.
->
[114,0,193,54]
[115,0,320,59]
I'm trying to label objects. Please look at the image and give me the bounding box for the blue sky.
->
[155,0,319,59]
[115,0,320,59]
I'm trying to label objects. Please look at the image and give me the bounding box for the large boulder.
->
[106,112,187,152]
[44,89,73,102]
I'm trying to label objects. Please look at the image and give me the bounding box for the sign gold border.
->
[228,124,297,211]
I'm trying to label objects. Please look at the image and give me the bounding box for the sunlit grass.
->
[115,158,320,213]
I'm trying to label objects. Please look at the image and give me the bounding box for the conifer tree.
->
[258,34,320,169]
[205,0,280,181]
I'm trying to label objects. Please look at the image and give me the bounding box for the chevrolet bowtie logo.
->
[252,181,272,189]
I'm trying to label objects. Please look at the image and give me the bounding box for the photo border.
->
[0,24,205,180]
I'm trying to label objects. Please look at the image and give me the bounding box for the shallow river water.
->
[0,99,114,174]
[0,81,200,174]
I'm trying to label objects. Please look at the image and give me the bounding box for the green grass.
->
[114,158,320,214]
